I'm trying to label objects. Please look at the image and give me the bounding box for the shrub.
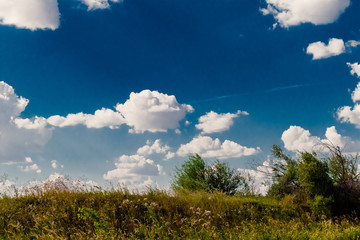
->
[172,154,246,195]
[297,152,333,198]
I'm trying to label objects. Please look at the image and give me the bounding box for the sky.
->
[1,0,360,193]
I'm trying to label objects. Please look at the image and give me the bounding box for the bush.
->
[172,154,246,195]
[297,152,333,198]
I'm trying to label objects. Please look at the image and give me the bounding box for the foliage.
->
[322,143,360,212]
[172,154,208,192]
[297,152,333,197]
[172,154,246,195]
[268,145,301,197]
[205,160,246,195]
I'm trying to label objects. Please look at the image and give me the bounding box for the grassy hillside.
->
[1,186,360,239]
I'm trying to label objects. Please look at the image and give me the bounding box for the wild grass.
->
[0,182,359,239]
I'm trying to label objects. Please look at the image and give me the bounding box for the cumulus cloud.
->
[306,38,360,60]
[116,90,194,133]
[47,108,125,129]
[51,160,63,169]
[195,110,249,134]
[177,136,260,160]
[19,163,41,174]
[282,125,360,153]
[261,0,350,28]
[337,80,360,128]
[137,139,171,155]
[306,38,345,60]
[18,89,193,133]
[347,62,360,78]
[103,154,165,183]
[0,0,60,30]
[281,126,321,152]
[337,104,360,128]
[79,0,122,10]
[0,81,52,163]
[351,82,360,103]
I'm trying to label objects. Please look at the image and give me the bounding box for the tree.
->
[205,160,245,195]
[267,145,301,197]
[172,154,246,195]
[297,152,333,197]
[171,154,208,192]
[321,142,360,212]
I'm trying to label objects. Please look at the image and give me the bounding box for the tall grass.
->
[0,181,359,239]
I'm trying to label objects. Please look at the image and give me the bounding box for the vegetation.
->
[1,145,360,239]
[172,154,247,195]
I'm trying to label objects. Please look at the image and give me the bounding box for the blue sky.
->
[1,0,360,192]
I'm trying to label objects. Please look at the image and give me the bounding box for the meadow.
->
[1,184,360,239]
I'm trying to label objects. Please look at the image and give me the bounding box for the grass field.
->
[1,182,360,239]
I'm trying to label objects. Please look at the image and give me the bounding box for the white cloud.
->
[337,81,360,128]
[26,89,193,133]
[177,136,260,160]
[47,108,125,129]
[79,0,121,10]
[195,110,249,134]
[337,104,360,128]
[137,139,170,156]
[0,0,60,30]
[306,39,360,60]
[351,82,360,103]
[51,160,58,169]
[261,0,350,28]
[281,126,321,152]
[282,125,360,153]
[103,154,165,183]
[347,62,360,78]
[116,90,194,133]
[346,40,360,48]
[306,38,345,60]
[19,163,41,174]
[25,157,33,163]
[0,81,52,163]
[164,152,175,160]
[14,116,48,130]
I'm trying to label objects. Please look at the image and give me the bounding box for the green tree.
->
[172,154,208,192]
[297,152,333,197]
[267,145,301,197]
[205,160,245,195]
[172,154,246,195]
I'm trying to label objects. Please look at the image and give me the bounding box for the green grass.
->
[0,186,359,239]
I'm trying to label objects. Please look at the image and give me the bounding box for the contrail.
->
[189,83,313,104]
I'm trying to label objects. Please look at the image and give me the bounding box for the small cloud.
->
[79,0,122,11]
[164,152,175,160]
[19,163,41,174]
[306,38,345,60]
[196,110,249,134]
[51,160,58,169]
[25,157,33,163]
[177,135,260,160]
[347,62,360,78]
[104,154,165,182]
[137,139,170,156]
[306,39,360,60]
